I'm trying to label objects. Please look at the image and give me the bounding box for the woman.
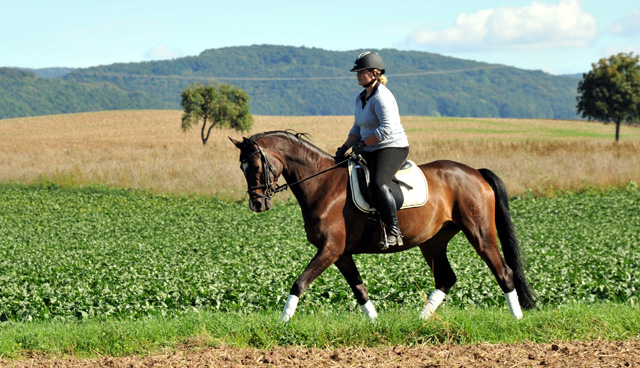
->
[335,51,410,248]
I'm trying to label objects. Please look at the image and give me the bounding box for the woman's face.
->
[357,69,375,87]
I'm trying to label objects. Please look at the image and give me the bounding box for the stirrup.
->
[378,227,403,250]
[378,225,389,250]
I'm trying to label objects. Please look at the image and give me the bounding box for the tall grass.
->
[414,139,640,194]
[1,111,639,198]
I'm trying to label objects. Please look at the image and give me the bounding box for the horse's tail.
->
[478,168,536,310]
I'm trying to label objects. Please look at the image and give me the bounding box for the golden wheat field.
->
[1,110,639,199]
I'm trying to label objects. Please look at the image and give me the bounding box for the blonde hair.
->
[373,69,388,85]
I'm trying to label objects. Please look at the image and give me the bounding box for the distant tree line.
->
[2,45,580,120]
[18,67,76,79]
[0,68,167,119]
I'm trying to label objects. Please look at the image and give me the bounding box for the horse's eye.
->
[241,161,261,173]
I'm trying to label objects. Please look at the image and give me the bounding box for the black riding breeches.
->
[362,146,410,193]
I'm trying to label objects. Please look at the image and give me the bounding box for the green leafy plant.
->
[0,184,638,322]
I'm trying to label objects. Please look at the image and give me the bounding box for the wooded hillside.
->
[1,45,579,119]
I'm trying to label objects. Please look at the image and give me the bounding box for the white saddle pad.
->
[348,160,429,213]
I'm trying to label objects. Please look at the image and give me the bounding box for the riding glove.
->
[352,141,366,155]
[335,145,348,158]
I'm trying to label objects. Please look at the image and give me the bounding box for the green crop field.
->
[1,183,638,322]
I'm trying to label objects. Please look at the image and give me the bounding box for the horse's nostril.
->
[254,200,263,210]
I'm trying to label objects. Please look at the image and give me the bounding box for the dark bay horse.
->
[230,131,535,322]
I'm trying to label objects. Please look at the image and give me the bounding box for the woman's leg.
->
[365,147,409,248]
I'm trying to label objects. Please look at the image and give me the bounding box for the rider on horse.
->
[335,51,410,248]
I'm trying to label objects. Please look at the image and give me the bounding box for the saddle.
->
[347,157,428,213]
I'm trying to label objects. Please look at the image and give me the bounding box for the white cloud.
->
[145,44,183,60]
[609,9,640,37]
[408,0,597,52]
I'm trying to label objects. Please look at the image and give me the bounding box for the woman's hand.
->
[335,145,348,158]
[352,141,366,155]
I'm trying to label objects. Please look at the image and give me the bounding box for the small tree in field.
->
[181,82,253,145]
[577,52,640,142]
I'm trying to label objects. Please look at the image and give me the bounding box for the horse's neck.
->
[281,150,336,205]
[282,153,334,184]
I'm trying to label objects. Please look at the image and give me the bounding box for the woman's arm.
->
[341,134,361,148]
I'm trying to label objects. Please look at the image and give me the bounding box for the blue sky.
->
[1,0,638,75]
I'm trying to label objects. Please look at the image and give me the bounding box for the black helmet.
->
[350,51,385,74]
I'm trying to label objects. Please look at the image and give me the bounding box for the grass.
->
[0,304,637,358]
[1,111,639,197]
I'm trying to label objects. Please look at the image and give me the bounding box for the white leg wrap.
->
[418,289,446,320]
[505,290,523,319]
[359,300,378,320]
[279,294,299,323]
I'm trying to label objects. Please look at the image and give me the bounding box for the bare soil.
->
[4,340,639,367]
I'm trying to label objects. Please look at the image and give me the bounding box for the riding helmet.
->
[350,51,385,74]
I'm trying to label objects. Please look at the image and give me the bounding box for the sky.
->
[1,0,639,75]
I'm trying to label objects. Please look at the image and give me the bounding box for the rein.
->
[243,138,352,199]
[276,157,351,193]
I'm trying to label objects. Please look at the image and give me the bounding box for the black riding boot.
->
[375,184,403,249]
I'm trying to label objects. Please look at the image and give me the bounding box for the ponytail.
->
[373,69,387,85]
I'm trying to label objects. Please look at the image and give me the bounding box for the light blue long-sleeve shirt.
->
[348,83,409,151]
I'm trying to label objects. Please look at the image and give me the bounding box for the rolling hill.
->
[1,45,580,119]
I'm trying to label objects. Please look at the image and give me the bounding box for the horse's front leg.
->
[280,248,340,322]
[334,254,377,320]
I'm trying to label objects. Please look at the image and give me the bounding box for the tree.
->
[576,52,640,142]
[181,82,253,145]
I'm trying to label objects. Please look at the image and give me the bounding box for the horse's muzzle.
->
[250,198,272,212]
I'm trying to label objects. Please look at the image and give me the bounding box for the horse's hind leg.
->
[418,223,460,320]
[459,216,523,318]
[418,249,455,319]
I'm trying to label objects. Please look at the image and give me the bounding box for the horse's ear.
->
[229,137,244,149]
[243,137,258,147]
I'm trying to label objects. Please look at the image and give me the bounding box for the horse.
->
[230,130,536,322]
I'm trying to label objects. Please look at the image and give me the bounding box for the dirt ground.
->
[2,340,639,368]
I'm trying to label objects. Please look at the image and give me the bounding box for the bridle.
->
[241,138,352,200]
[242,139,282,200]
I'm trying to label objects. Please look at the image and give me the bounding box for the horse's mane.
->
[250,130,333,159]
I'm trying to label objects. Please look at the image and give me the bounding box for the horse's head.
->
[229,136,283,212]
